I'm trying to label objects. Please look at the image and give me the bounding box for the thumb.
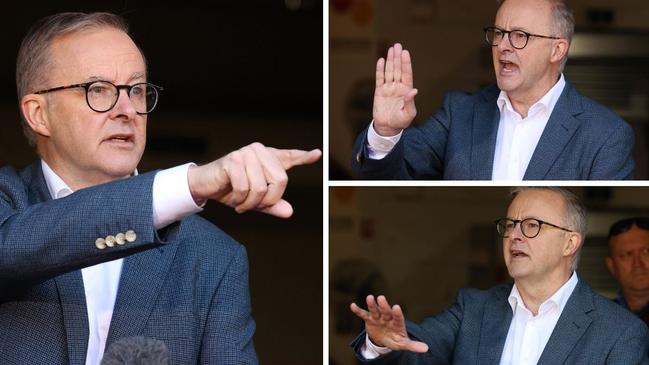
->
[273,148,322,170]
[257,199,294,218]
[403,88,418,105]
[402,339,429,353]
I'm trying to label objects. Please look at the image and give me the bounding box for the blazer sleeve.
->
[199,244,258,365]
[0,169,173,296]
[351,94,456,180]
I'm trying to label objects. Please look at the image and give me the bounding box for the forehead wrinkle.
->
[82,71,145,84]
[495,0,554,34]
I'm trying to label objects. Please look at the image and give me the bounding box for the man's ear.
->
[605,255,616,278]
[564,231,582,257]
[551,39,570,65]
[21,94,52,137]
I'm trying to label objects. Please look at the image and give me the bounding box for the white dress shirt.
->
[499,272,578,365]
[492,75,565,180]
[361,273,578,363]
[41,161,202,365]
[365,75,566,180]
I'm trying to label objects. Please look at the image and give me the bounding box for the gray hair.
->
[497,0,575,71]
[509,187,586,272]
[16,12,134,146]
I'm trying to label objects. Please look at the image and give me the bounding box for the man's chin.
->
[496,78,519,94]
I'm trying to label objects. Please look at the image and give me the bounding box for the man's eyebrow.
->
[83,72,146,83]
[128,72,146,83]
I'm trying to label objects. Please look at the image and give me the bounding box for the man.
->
[0,12,321,365]
[606,217,649,326]
[351,0,634,180]
[350,188,649,364]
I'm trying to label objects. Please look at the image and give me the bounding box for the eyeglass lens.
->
[485,28,528,49]
[86,81,158,114]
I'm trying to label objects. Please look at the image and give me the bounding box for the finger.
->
[384,46,394,83]
[350,302,370,321]
[273,148,322,170]
[391,304,407,330]
[235,150,267,213]
[401,49,414,88]
[393,43,402,83]
[376,57,385,88]
[376,295,393,321]
[403,339,429,353]
[252,145,288,209]
[224,154,249,207]
[366,295,380,320]
[258,199,293,218]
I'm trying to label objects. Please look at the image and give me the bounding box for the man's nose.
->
[497,33,514,52]
[110,89,137,120]
[632,252,646,268]
[509,222,525,241]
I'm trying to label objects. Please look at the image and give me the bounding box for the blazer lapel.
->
[105,236,179,344]
[472,99,501,180]
[477,287,513,364]
[537,281,593,365]
[523,82,584,179]
[27,161,90,365]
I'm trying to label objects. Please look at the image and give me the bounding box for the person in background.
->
[606,217,649,326]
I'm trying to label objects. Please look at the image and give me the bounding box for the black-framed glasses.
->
[608,217,649,239]
[495,218,573,238]
[34,80,163,114]
[483,26,560,50]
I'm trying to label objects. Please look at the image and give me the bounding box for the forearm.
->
[0,172,164,290]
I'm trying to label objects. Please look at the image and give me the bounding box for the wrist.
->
[373,123,402,137]
[187,164,207,205]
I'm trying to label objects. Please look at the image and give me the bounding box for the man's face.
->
[492,0,560,102]
[607,225,649,295]
[503,189,575,283]
[37,27,147,187]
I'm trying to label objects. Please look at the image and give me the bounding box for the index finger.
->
[272,148,322,170]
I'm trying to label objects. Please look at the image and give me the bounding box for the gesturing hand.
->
[350,295,429,353]
[188,142,321,218]
[372,43,418,137]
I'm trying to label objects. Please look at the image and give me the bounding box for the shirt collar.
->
[497,73,566,118]
[508,271,578,315]
[41,160,73,200]
[40,159,137,200]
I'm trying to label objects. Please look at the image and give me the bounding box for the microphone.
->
[100,336,170,365]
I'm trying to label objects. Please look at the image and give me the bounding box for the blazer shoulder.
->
[570,88,629,129]
[589,290,644,327]
[443,84,500,108]
[459,283,512,303]
[0,165,35,208]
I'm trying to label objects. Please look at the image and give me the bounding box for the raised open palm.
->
[350,295,429,353]
[373,43,418,137]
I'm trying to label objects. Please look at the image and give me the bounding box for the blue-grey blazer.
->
[352,280,649,364]
[0,162,258,364]
[352,81,635,180]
